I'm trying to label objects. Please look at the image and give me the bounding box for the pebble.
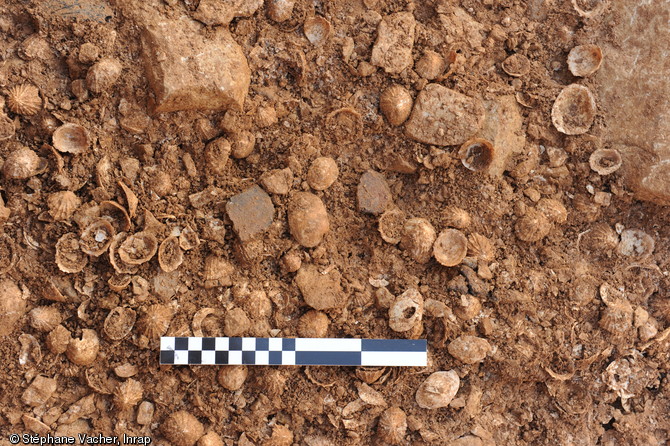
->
[405,84,485,146]
[136,401,154,425]
[261,168,293,195]
[357,170,392,215]
[447,335,491,364]
[370,12,416,74]
[307,157,339,190]
[296,264,345,310]
[224,307,250,337]
[22,376,57,406]
[288,192,330,247]
[0,279,27,336]
[226,185,274,242]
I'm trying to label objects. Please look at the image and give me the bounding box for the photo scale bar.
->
[160,337,427,366]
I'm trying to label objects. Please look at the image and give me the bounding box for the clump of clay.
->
[307,157,338,190]
[0,279,26,336]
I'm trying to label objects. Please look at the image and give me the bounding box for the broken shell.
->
[501,53,531,77]
[46,324,71,354]
[103,306,137,340]
[218,365,248,391]
[80,218,115,256]
[380,84,413,126]
[442,206,471,229]
[400,218,436,264]
[230,130,256,159]
[179,226,200,251]
[7,84,42,115]
[118,181,138,218]
[579,223,619,256]
[86,58,122,94]
[378,207,407,245]
[192,308,221,337]
[137,304,174,339]
[567,44,603,77]
[617,229,654,260]
[109,233,139,275]
[467,233,495,262]
[415,370,460,409]
[415,50,445,80]
[589,148,622,175]
[205,138,231,176]
[52,123,90,154]
[454,294,482,321]
[600,300,633,335]
[158,236,184,273]
[114,363,138,378]
[118,231,158,265]
[514,208,551,242]
[307,157,339,190]
[100,201,132,232]
[389,288,423,333]
[377,407,407,445]
[297,310,329,338]
[113,378,143,410]
[0,279,27,337]
[304,16,331,46]
[66,329,99,366]
[267,0,296,22]
[433,229,468,267]
[28,306,62,332]
[551,84,597,135]
[3,146,46,179]
[203,255,234,288]
[47,191,81,221]
[355,366,386,384]
[536,198,568,224]
[458,138,495,172]
[55,233,88,274]
[162,411,204,446]
[651,298,670,324]
[448,335,491,364]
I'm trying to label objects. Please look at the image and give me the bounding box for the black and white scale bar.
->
[160,337,427,367]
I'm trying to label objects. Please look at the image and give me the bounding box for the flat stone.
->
[22,376,58,407]
[405,84,485,146]
[140,15,250,113]
[193,0,263,26]
[478,95,525,177]
[357,170,392,215]
[296,264,346,310]
[370,12,416,74]
[226,185,274,242]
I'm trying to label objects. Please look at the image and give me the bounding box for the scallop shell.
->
[551,84,597,135]
[304,16,331,46]
[47,191,81,221]
[501,53,531,77]
[514,208,551,242]
[536,198,568,224]
[109,232,139,274]
[203,255,234,289]
[158,236,184,273]
[86,58,122,94]
[55,233,88,273]
[379,85,413,126]
[467,233,495,262]
[433,228,468,267]
[617,229,654,260]
[415,50,445,80]
[599,300,633,335]
[2,146,46,179]
[589,148,622,175]
[377,407,407,445]
[108,274,131,292]
[52,123,90,154]
[28,306,62,332]
[400,218,436,264]
[415,371,460,409]
[118,231,158,265]
[442,206,471,229]
[103,306,137,341]
[137,304,174,339]
[388,288,423,332]
[7,84,42,115]
[458,138,495,172]
[113,378,143,410]
[378,207,407,245]
[567,44,603,77]
[578,223,619,256]
[80,218,115,256]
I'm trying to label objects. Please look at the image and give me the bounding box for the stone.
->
[478,95,525,177]
[22,376,58,407]
[370,12,416,74]
[357,170,392,215]
[260,168,293,195]
[288,192,330,247]
[140,14,250,113]
[296,264,345,310]
[226,186,274,242]
[193,0,263,26]
[405,84,485,146]
[447,335,491,364]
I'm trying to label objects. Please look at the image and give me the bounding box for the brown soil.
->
[1,1,669,445]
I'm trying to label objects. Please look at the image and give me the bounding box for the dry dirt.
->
[1,0,669,445]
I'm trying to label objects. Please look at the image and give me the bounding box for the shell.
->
[3,147,46,179]
[100,200,132,232]
[158,236,184,272]
[536,198,568,224]
[118,181,138,218]
[389,288,423,333]
[297,310,329,338]
[52,123,90,154]
[66,329,99,366]
[46,325,71,354]
[217,365,248,391]
[514,208,551,242]
[400,218,436,264]
[103,306,137,340]
[355,366,386,384]
[599,301,633,334]
[47,191,81,221]
[162,411,204,446]
[230,130,255,159]
[109,233,139,274]
[378,207,407,245]
[113,378,143,410]
[0,279,27,336]
[0,112,15,141]
[114,363,138,378]
[380,84,413,126]
[467,233,495,262]
[377,407,407,445]
[7,84,42,115]
[267,0,296,22]
[304,16,331,46]
[28,306,62,332]
[617,229,654,260]
[458,138,495,172]
[55,233,88,273]
[567,44,603,77]
[80,218,115,256]
[205,138,231,176]
[433,229,468,267]
[651,298,670,324]
[137,304,174,339]
[192,308,222,337]
[179,225,200,251]
[501,53,531,77]
[307,157,339,190]
[589,148,622,175]
[203,255,234,288]
[442,206,471,229]
[454,294,482,321]
[551,84,597,135]
[448,335,491,364]
[118,231,158,265]
[579,223,619,256]
[415,50,445,80]
[86,58,122,94]
[415,371,460,409]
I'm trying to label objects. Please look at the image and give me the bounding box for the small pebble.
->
[226,186,274,242]
[288,192,330,247]
[357,170,392,215]
[307,157,339,190]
